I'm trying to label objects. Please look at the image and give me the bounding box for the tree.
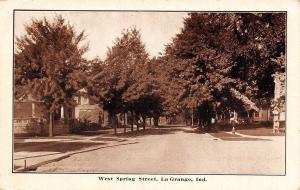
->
[90,28,149,134]
[15,15,88,136]
[123,57,164,129]
[156,55,212,126]
[161,13,285,127]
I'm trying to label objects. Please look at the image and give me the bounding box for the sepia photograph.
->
[13,11,286,175]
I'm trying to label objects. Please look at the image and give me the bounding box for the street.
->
[31,126,285,174]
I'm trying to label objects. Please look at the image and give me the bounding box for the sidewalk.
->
[229,131,284,141]
[14,127,142,171]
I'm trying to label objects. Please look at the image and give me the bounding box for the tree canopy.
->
[88,28,150,130]
[160,13,285,119]
[15,15,88,110]
[15,15,89,136]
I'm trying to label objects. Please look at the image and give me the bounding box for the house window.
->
[80,96,89,105]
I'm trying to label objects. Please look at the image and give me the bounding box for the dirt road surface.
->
[36,127,285,174]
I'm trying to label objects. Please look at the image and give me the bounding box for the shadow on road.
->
[116,126,183,138]
[14,142,106,153]
[15,125,280,156]
[90,137,128,142]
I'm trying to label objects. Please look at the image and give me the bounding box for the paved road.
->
[36,127,285,174]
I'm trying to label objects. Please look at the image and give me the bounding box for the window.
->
[80,96,89,105]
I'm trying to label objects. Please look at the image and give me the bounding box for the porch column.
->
[61,106,64,119]
[32,103,35,118]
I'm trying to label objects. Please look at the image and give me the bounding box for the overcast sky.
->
[15,11,187,60]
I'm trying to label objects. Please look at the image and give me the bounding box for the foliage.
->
[88,28,149,126]
[15,15,88,111]
[123,57,164,120]
[69,119,101,134]
[161,13,286,119]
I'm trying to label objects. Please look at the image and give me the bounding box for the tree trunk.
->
[102,111,105,126]
[114,115,118,135]
[137,122,139,131]
[142,116,146,131]
[123,112,126,133]
[64,105,69,130]
[49,111,53,137]
[98,112,102,127]
[131,111,134,132]
[136,115,140,131]
[109,112,117,135]
[191,108,194,127]
[154,115,159,128]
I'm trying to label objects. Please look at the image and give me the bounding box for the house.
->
[14,94,46,136]
[14,90,107,136]
[74,88,108,126]
[252,72,285,123]
[14,94,70,136]
[252,108,273,122]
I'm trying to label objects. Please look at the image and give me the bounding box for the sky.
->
[15,11,188,60]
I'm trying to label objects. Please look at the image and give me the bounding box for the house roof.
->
[15,93,43,103]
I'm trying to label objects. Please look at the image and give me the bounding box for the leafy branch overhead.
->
[161,13,285,114]
[15,15,88,110]
[88,28,154,121]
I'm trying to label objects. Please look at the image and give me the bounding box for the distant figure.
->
[232,126,236,135]
[229,111,238,134]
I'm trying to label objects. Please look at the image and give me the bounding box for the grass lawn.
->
[214,122,285,137]
[14,141,105,153]
[237,127,285,136]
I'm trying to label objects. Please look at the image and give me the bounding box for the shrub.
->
[69,119,101,134]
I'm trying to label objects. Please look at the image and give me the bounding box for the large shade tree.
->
[89,28,149,134]
[161,13,285,127]
[15,15,88,136]
[123,57,164,129]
